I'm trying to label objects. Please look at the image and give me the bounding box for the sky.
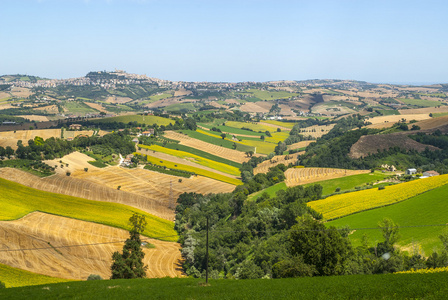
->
[1,0,447,83]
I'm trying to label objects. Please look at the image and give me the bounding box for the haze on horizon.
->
[1,0,447,84]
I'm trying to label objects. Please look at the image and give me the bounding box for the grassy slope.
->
[198,123,263,137]
[328,184,448,254]
[138,144,240,176]
[399,98,441,107]
[0,264,72,288]
[0,177,177,241]
[248,182,287,201]
[226,121,277,132]
[180,130,255,152]
[2,273,448,299]
[140,153,243,186]
[308,175,448,220]
[92,115,173,126]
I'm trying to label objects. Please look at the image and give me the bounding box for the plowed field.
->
[285,168,370,187]
[164,131,249,163]
[0,212,183,280]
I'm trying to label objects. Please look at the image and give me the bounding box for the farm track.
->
[0,212,183,280]
[285,168,370,187]
[253,153,301,175]
[164,131,250,163]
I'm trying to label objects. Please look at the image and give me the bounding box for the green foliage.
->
[87,274,103,281]
[111,213,148,279]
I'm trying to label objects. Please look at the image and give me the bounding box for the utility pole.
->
[205,216,209,284]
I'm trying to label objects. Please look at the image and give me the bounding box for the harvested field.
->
[33,105,58,112]
[0,212,183,280]
[411,115,448,131]
[239,102,270,113]
[17,115,49,122]
[365,114,430,125]
[44,152,99,175]
[10,87,32,98]
[259,121,292,131]
[164,131,250,164]
[0,168,173,221]
[146,97,195,109]
[105,96,133,104]
[285,168,370,187]
[253,153,301,175]
[0,129,61,149]
[84,102,108,112]
[174,89,192,97]
[287,140,313,150]
[349,134,439,159]
[299,124,335,139]
[63,130,107,139]
[398,106,448,115]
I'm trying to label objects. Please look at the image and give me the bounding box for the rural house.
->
[406,168,417,175]
[422,170,439,177]
[141,129,154,137]
[69,124,82,130]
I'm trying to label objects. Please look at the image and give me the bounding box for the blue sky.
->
[1,0,447,83]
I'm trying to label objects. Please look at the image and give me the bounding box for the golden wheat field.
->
[0,212,183,280]
[0,129,61,149]
[285,167,370,187]
[308,174,448,220]
[163,131,249,163]
[253,153,301,175]
[287,140,314,150]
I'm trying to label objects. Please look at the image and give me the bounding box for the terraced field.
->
[253,153,301,175]
[0,212,183,281]
[308,174,448,220]
[163,131,250,163]
[285,167,369,187]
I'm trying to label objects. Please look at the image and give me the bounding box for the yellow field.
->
[226,121,277,132]
[0,176,177,241]
[0,263,71,288]
[163,131,249,163]
[0,212,183,281]
[261,120,296,129]
[285,167,370,187]
[308,174,448,220]
[141,153,242,185]
[139,144,240,176]
[265,131,290,144]
[237,139,277,155]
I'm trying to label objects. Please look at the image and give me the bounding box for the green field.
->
[64,101,99,114]
[239,88,300,101]
[140,153,242,185]
[198,123,263,137]
[432,112,448,118]
[180,130,255,152]
[164,103,196,112]
[248,182,287,201]
[92,114,173,126]
[2,273,448,299]
[149,92,173,102]
[0,177,177,241]
[378,109,400,116]
[399,98,441,107]
[329,184,448,254]
[138,144,240,176]
[0,264,71,288]
[226,121,278,132]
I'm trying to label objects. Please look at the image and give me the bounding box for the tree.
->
[110,213,148,279]
[376,217,400,255]
[220,133,226,139]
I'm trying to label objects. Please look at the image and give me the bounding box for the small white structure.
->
[406,168,417,175]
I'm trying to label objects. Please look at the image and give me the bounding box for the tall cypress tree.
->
[111,213,148,279]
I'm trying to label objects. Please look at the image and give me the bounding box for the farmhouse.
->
[423,170,439,177]
[141,129,154,137]
[132,138,139,143]
[406,168,417,175]
[69,124,82,130]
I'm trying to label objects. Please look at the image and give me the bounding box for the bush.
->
[66,172,71,176]
[87,274,103,281]
[378,186,385,190]
[0,281,5,288]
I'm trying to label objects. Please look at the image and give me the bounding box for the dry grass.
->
[298,124,335,139]
[33,105,58,112]
[174,89,192,97]
[253,153,301,175]
[239,102,270,113]
[398,106,448,115]
[0,129,62,149]
[287,140,313,150]
[365,114,430,127]
[0,212,183,280]
[411,115,448,131]
[164,131,249,163]
[84,102,108,113]
[10,87,32,98]
[17,115,49,122]
[44,152,100,175]
[285,167,370,187]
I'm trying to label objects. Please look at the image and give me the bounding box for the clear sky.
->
[1,0,447,83]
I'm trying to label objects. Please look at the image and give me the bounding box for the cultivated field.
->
[364,114,430,129]
[164,131,250,163]
[308,174,448,220]
[298,124,335,139]
[398,106,448,115]
[84,102,108,112]
[17,115,49,122]
[253,153,301,175]
[226,121,278,133]
[0,129,61,149]
[92,114,173,126]
[287,140,313,150]
[0,212,182,280]
[258,121,292,131]
[411,115,448,131]
[44,152,100,175]
[0,263,71,288]
[33,105,59,112]
[285,167,370,187]
[0,168,174,221]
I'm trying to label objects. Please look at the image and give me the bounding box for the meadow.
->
[328,184,448,254]
[2,273,448,299]
[63,101,99,114]
[0,263,71,288]
[308,174,448,220]
[399,98,441,107]
[141,153,242,186]
[179,129,255,152]
[138,144,240,176]
[0,177,177,241]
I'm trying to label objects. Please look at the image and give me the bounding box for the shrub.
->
[87,274,103,281]
[0,281,5,288]
[378,186,385,190]
[66,172,71,176]
[335,187,341,192]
